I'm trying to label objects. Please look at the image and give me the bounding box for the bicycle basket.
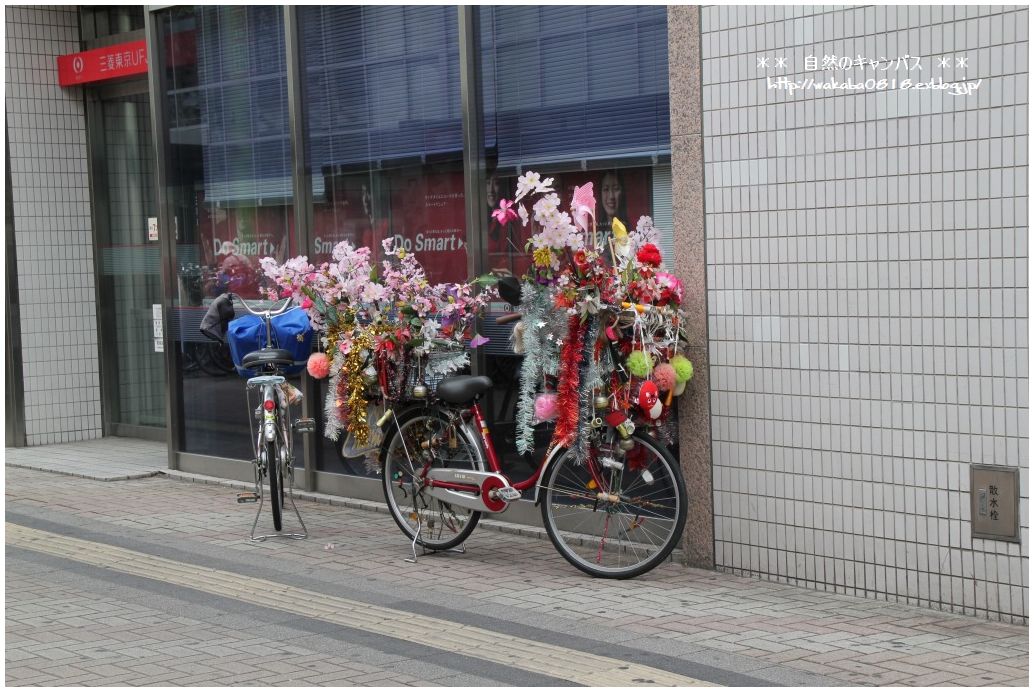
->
[404,346,471,398]
[227,308,313,377]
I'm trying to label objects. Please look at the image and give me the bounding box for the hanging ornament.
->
[670,354,694,396]
[638,380,662,420]
[652,362,677,392]
[534,392,558,422]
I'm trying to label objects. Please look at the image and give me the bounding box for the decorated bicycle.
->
[260,171,693,578]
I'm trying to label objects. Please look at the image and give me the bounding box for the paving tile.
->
[4,460,1029,688]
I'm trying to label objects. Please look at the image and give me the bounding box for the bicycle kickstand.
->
[405,514,421,564]
[249,468,308,542]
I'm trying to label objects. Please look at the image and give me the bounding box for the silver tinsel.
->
[322,350,347,441]
[425,350,470,378]
[514,283,550,455]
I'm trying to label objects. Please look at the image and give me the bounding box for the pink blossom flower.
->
[491,198,519,225]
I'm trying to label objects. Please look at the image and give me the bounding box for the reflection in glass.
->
[299,6,466,474]
[157,6,296,460]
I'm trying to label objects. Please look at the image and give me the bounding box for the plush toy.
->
[638,381,662,420]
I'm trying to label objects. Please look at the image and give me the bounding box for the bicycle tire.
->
[540,430,687,579]
[266,439,283,532]
[379,407,483,551]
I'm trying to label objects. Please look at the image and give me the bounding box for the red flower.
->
[573,250,589,273]
[636,243,662,267]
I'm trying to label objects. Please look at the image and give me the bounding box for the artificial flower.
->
[636,243,662,267]
[533,246,554,268]
[492,198,519,225]
[571,182,595,234]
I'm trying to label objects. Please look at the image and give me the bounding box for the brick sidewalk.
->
[5,465,1030,686]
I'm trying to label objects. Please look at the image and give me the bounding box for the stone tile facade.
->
[698,4,1028,623]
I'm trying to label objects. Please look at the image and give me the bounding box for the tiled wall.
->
[701,5,1028,623]
[5,6,102,444]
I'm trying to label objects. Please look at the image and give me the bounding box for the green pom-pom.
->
[626,350,653,378]
[671,354,694,383]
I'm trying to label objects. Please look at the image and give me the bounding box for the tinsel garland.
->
[323,350,347,441]
[572,315,601,464]
[514,284,550,455]
[425,350,470,379]
[377,344,408,402]
[342,330,374,446]
[551,314,586,450]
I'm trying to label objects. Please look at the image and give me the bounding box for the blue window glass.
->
[482,6,670,169]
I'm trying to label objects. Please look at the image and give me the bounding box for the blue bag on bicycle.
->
[227,308,313,377]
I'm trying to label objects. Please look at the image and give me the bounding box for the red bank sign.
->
[57,40,147,87]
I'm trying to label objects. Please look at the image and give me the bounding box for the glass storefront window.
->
[157,6,296,459]
[479,5,674,480]
[152,6,672,474]
[93,94,164,431]
[298,6,466,474]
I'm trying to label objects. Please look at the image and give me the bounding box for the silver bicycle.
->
[228,295,314,540]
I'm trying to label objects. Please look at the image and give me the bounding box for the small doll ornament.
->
[638,380,663,420]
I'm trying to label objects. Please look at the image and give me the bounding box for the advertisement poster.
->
[388,169,468,284]
[195,195,294,300]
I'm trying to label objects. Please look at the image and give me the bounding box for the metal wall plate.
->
[970,465,1021,543]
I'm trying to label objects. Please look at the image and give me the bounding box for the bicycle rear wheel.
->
[265,440,283,532]
[380,408,483,551]
[540,431,687,578]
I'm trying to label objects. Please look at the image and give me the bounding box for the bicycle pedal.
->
[293,418,315,434]
[495,486,521,502]
[236,492,259,503]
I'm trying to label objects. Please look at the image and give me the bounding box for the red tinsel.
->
[551,315,585,449]
[334,371,349,424]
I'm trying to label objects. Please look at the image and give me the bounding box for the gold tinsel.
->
[342,329,373,445]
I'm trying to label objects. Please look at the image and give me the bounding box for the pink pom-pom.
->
[534,392,558,422]
[307,352,330,379]
[653,363,677,392]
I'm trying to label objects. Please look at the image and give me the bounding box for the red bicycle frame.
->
[422,402,609,502]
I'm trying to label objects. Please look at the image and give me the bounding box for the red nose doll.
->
[638,381,663,420]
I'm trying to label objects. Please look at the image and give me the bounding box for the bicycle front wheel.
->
[380,408,483,551]
[540,431,687,579]
[265,440,283,532]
